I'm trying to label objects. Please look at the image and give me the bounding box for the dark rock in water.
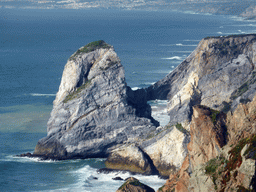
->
[18,152,32,157]
[30,40,158,160]
[97,168,130,175]
[88,175,98,180]
[116,177,155,192]
[112,177,123,181]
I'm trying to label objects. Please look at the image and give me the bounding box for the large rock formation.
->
[32,40,158,159]
[147,34,256,128]
[23,35,256,189]
[108,34,256,178]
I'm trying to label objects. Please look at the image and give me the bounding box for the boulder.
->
[117,177,155,192]
[105,144,155,175]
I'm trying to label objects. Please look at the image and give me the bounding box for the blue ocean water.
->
[0,8,256,191]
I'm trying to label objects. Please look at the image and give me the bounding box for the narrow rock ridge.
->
[30,40,158,160]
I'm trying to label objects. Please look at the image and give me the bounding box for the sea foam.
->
[30,93,56,97]
[161,56,183,60]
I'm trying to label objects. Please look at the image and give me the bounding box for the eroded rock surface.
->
[159,96,256,192]
[105,144,154,175]
[144,127,190,177]
[32,41,158,159]
[147,34,256,127]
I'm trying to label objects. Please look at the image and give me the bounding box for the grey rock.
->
[33,41,158,159]
[146,34,256,127]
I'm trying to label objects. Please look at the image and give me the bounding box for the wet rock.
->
[113,177,124,181]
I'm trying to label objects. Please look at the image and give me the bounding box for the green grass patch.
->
[63,79,92,103]
[198,105,221,124]
[69,40,111,60]
[205,135,256,191]
[175,123,189,134]
[205,156,227,189]
[209,109,221,125]
[243,134,256,160]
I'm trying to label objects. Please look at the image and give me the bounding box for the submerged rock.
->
[31,40,158,160]
[112,177,124,181]
[116,177,155,192]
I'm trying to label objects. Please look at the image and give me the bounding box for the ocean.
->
[0,7,256,192]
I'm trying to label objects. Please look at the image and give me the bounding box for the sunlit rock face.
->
[147,34,256,128]
[33,41,158,159]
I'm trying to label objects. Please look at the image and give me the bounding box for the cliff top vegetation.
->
[69,40,112,60]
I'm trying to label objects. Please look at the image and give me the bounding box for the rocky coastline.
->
[20,34,256,191]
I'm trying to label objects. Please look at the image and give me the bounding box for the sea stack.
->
[32,40,158,160]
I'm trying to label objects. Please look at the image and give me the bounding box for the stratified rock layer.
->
[147,34,256,128]
[33,41,158,159]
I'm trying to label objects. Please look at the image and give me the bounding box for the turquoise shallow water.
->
[0,8,256,191]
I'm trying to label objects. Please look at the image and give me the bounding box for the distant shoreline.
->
[1,1,255,20]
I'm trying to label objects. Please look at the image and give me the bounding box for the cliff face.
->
[159,96,256,192]
[33,40,158,159]
[156,34,256,192]
[147,34,256,128]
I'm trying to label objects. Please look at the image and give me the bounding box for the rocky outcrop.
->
[188,105,227,170]
[147,34,256,128]
[143,126,190,177]
[116,177,155,192]
[105,144,156,175]
[31,40,158,159]
[159,95,256,192]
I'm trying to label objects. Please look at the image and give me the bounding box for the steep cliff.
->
[156,34,256,192]
[31,40,158,159]
[159,96,256,192]
[147,34,256,128]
